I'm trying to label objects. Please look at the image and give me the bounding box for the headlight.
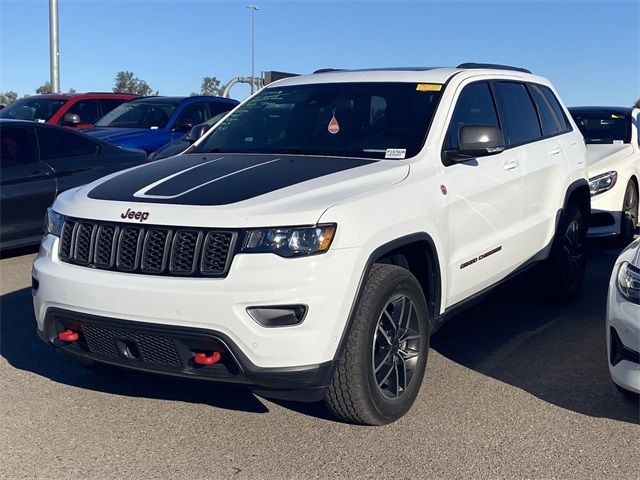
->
[617,261,640,304]
[241,224,336,257]
[589,171,617,196]
[44,207,65,237]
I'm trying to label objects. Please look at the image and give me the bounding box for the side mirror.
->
[457,125,505,157]
[61,112,81,126]
[185,123,211,143]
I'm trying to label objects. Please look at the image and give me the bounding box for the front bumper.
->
[33,234,364,370]
[587,177,628,237]
[38,308,334,401]
[606,266,640,394]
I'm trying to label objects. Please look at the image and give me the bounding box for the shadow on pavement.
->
[0,244,39,260]
[0,287,269,414]
[432,239,639,424]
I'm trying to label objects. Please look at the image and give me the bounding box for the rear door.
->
[0,125,56,247]
[442,80,524,306]
[35,126,139,195]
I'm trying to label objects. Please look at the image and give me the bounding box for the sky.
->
[0,0,638,106]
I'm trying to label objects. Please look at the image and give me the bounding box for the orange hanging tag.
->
[328,109,340,134]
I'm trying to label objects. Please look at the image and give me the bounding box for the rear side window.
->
[100,98,128,116]
[208,101,236,117]
[62,99,101,125]
[539,86,570,132]
[0,126,38,166]
[494,82,542,146]
[444,82,500,151]
[37,128,99,160]
[529,84,563,136]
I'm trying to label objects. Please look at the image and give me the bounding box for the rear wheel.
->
[619,180,639,245]
[325,264,429,425]
[541,203,587,303]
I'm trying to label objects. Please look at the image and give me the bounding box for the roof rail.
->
[457,63,532,74]
[313,68,345,74]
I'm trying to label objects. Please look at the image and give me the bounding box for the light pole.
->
[49,0,60,92]
[247,4,259,94]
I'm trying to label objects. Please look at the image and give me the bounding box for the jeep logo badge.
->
[120,208,149,222]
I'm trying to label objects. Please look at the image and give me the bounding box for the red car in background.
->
[0,92,139,129]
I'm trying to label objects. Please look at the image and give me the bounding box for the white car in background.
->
[570,107,640,244]
[607,238,640,395]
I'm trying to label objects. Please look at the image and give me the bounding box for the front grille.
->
[83,324,182,367]
[59,218,237,277]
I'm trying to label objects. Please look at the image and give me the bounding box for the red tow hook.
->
[193,352,221,365]
[57,329,79,342]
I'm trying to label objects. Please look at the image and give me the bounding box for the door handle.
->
[548,146,563,155]
[502,161,519,171]
[28,171,50,179]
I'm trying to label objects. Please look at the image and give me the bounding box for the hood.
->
[53,153,409,228]
[585,144,634,175]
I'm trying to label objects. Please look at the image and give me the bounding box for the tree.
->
[0,91,18,105]
[36,81,52,94]
[68,88,77,94]
[634,98,640,109]
[191,76,223,96]
[113,71,157,96]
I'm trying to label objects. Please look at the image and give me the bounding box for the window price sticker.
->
[385,148,407,159]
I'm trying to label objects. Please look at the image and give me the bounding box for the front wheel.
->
[325,264,430,425]
[619,181,639,245]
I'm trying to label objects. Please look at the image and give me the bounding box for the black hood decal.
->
[88,154,375,206]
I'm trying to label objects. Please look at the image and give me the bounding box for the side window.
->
[99,99,128,117]
[37,128,99,160]
[444,82,500,151]
[0,127,38,167]
[539,86,570,132]
[62,100,101,125]
[494,81,542,146]
[208,102,235,117]
[175,102,210,129]
[529,84,562,136]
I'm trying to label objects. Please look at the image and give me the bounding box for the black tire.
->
[541,203,587,303]
[619,180,639,245]
[325,264,430,425]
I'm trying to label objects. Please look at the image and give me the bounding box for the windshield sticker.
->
[385,148,406,159]
[150,126,159,130]
[328,109,340,134]
[416,83,442,92]
[611,114,625,119]
[613,140,624,144]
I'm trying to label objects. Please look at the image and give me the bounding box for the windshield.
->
[571,110,631,144]
[95,102,176,129]
[0,98,67,121]
[194,82,442,159]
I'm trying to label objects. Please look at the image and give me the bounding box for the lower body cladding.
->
[32,234,364,402]
[607,281,640,394]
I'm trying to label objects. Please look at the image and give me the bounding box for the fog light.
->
[247,305,307,327]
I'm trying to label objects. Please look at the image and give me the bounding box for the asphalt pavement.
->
[1,240,638,479]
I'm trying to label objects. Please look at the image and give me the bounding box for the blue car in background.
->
[85,96,238,154]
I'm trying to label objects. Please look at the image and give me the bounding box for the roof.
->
[130,96,238,105]
[23,92,138,100]
[273,64,539,88]
[568,106,633,116]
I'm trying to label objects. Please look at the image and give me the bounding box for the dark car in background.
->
[0,93,139,129]
[0,119,147,250]
[85,96,239,155]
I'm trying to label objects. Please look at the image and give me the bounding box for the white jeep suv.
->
[33,64,589,425]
